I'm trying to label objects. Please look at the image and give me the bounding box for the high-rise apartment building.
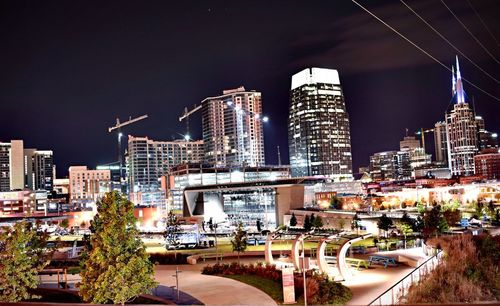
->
[0,140,24,192]
[201,86,265,168]
[446,57,478,176]
[127,136,204,194]
[475,116,498,151]
[288,67,353,179]
[24,149,54,191]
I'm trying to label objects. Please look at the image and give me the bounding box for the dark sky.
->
[1,0,499,177]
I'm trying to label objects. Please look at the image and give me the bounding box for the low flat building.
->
[182,177,324,229]
[0,190,48,217]
[166,163,290,211]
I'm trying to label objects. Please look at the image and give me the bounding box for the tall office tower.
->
[446,57,478,176]
[288,67,353,179]
[400,136,421,151]
[201,86,265,168]
[434,121,448,164]
[475,116,499,150]
[0,140,24,191]
[24,149,54,191]
[127,136,204,193]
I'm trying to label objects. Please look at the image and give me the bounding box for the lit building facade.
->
[127,136,204,192]
[369,151,398,181]
[400,136,420,151]
[288,67,353,180]
[476,116,498,151]
[0,140,24,192]
[68,166,111,207]
[474,150,500,180]
[166,163,290,210]
[434,121,448,164]
[0,190,48,217]
[446,57,478,176]
[24,149,54,191]
[201,86,265,168]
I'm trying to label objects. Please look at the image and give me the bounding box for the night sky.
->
[1,0,499,177]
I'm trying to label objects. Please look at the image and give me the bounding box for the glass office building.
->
[288,68,353,180]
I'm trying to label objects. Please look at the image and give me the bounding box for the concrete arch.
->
[264,234,274,266]
[337,234,372,280]
[291,235,303,270]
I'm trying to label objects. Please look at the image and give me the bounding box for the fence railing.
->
[368,249,444,306]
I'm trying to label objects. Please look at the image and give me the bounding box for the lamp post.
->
[301,237,307,306]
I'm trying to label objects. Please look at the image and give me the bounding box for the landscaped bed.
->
[202,262,352,305]
[25,288,174,305]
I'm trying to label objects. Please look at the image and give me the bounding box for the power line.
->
[440,0,500,65]
[465,0,500,48]
[400,0,500,85]
[350,0,500,103]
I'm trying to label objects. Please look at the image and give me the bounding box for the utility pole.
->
[301,237,307,306]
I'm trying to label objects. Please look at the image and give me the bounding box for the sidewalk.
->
[155,265,277,306]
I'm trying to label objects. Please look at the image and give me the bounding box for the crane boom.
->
[179,105,202,122]
[108,114,148,133]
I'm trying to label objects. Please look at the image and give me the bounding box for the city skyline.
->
[1,0,500,176]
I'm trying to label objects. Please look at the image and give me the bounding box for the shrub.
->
[406,234,500,303]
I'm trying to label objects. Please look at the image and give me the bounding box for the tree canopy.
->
[231,222,247,263]
[377,214,393,237]
[290,213,297,227]
[0,221,51,302]
[79,191,157,305]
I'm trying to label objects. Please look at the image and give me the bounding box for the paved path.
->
[155,265,277,306]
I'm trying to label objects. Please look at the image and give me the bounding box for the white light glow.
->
[262,116,269,122]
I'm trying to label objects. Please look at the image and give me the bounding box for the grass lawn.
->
[223,274,283,303]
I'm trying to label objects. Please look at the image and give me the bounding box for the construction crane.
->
[178,104,202,140]
[108,114,148,185]
[415,127,434,153]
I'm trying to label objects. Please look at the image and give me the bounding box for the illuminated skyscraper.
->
[201,86,265,167]
[288,67,353,179]
[446,57,478,176]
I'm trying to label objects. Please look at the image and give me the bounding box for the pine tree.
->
[312,215,323,229]
[310,214,316,228]
[79,191,158,305]
[303,215,312,231]
[290,213,297,227]
[230,222,247,264]
[0,221,50,302]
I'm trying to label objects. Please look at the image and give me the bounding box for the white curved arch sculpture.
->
[337,234,372,280]
[264,234,274,265]
[291,235,303,270]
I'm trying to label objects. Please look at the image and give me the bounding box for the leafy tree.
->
[79,191,157,305]
[443,209,461,227]
[423,205,442,237]
[60,218,69,229]
[289,213,297,227]
[397,223,413,249]
[351,213,362,234]
[0,221,51,302]
[165,210,181,257]
[377,214,393,237]
[330,195,342,210]
[438,217,449,233]
[303,215,312,231]
[416,202,425,214]
[338,219,346,230]
[230,222,247,264]
[414,215,424,232]
[401,212,415,228]
[256,219,262,232]
[312,215,323,229]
